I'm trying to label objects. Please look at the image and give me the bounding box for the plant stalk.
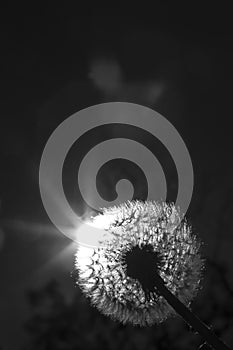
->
[154,273,231,350]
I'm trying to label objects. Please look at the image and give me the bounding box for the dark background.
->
[1,4,233,349]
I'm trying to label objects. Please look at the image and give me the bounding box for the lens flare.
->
[74,200,204,326]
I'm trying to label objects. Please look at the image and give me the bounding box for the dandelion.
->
[74,200,231,349]
[74,200,202,324]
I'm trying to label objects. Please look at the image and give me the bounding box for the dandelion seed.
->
[74,200,204,326]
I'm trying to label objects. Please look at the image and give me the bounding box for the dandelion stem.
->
[154,273,231,350]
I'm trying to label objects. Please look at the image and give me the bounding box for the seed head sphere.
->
[74,201,204,326]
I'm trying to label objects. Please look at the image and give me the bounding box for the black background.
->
[1,4,233,349]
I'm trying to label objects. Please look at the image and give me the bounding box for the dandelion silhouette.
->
[74,200,231,350]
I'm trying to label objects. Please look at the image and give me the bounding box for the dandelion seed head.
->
[74,200,204,326]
